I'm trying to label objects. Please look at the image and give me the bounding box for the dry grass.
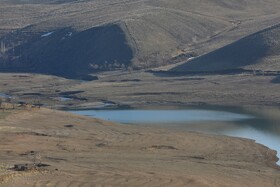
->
[0,70,280,109]
[0,107,279,186]
[172,24,280,72]
[1,0,280,70]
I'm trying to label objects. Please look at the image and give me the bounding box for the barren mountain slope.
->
[172,24,280,72]
[1,0,280,77]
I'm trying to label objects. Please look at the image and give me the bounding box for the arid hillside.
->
[1,0,280,78]
[172,24,280,72]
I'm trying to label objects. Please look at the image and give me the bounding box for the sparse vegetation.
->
[1,1,280,186]
[1,0,280,78]
[172,24,280,73]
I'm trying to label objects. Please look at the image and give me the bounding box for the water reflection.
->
[73,110,253,124]
[0,93,11,99]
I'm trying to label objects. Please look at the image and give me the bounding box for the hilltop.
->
[1,0,280,78]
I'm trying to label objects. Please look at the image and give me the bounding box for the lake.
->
[0,93,11,99]
[71,106,280,165]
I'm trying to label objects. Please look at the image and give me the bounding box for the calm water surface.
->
[0,93,11,99]
[71,106,280,165]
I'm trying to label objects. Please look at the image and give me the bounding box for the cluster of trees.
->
[0,41,8,63]
[0,40,24,69]
[0,41,6,55]
[89,60,131,71]
[0,97,42,111]
[0,41,11,67]
[0,97,13,111]
[0,97,11,105]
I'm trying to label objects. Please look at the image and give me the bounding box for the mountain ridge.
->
[1,0,280,78]
[171,23,280,72]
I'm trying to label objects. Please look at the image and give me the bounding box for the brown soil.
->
[0,108,279,186]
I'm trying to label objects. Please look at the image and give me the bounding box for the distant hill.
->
[1,0,280,78]
[171,24,280,72]
[0,24,133,79]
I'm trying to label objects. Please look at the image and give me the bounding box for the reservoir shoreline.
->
[0,107,279,186]
[69,106,280,165]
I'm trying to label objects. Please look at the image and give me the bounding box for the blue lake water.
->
[0,93,11,99]
[58,97,73,101]
[71,107,280,165]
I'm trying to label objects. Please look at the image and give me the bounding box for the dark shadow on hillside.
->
[170,24,280,73]
[171,36,269,72]
[1,0,83,5]
[0,24,133,80]
[271,76,280,84]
